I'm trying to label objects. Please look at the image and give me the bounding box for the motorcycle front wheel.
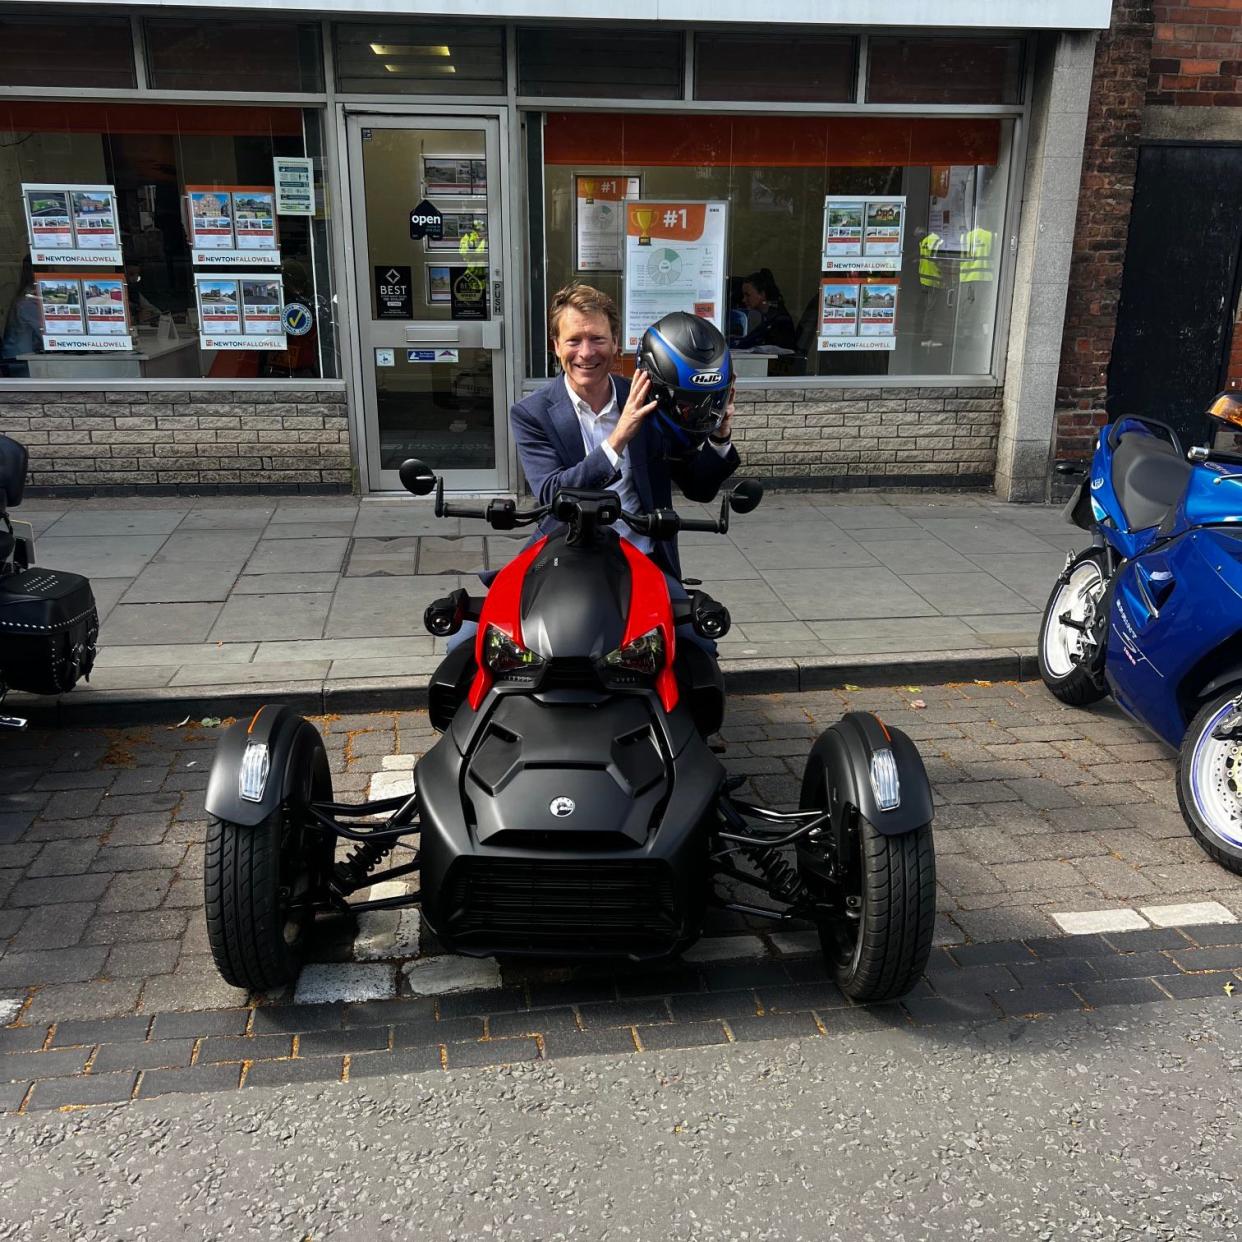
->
[1177,690,1242,877]
[1038,547,1109,706]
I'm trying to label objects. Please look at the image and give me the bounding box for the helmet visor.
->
[671,389,726,433]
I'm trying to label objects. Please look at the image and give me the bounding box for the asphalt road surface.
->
[0,994,1238,1240]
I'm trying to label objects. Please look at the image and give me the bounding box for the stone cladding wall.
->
[729,385,1003,489]
[0,387,353,495]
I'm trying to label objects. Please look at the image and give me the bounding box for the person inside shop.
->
[1,258,41,377]
[735,268,797,352]
[448,282,740,654]
[123,260,164,329]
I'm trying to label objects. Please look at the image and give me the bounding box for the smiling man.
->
[511,282,740,587]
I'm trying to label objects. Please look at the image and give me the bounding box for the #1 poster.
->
[818,279,860,341]
[232,190,278,251]
[858,282,899,337]
[273,156,314,215]
[575,175,641,273]
[622,201,728,352]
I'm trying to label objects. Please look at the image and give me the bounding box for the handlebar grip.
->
[677,518,722,533]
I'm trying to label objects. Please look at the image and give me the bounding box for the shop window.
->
[529,112,1012,381]
[334,23,505,95]
[867,37,1024,105]
[694,33,856,103]
[0,16,135,89]
[0,103,338,383]
[144,19,324,93]
[518,28,683,100]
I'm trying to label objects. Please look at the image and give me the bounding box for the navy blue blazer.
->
[494,375,739,584]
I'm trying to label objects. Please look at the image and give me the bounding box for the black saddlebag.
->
[0,568,98,695]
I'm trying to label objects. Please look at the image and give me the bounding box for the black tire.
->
[1176,690,1242,877]
[204,809,330,992]
[817,815,936,1002]
[1037,547,1110,706]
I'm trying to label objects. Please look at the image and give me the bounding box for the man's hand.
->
[608,368,658,454]
[713,382,736,442]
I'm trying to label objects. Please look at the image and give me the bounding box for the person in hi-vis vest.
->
[959,226,994,285]
[918,231,945,290]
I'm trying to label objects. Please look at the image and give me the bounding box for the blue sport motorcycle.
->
[1039,392,1242,877]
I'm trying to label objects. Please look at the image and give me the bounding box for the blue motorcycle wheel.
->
[1177,689,1242,877]
[1037,548,1109,706]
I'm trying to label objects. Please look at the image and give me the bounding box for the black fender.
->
[800,711,934,841]
[1061,477,1094,531]
[204,704,332,827]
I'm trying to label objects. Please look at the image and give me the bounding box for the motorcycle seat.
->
[1111,430,1193,532]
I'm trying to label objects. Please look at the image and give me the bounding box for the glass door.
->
[347,114,507,491]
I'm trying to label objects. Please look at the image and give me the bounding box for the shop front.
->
[0,2,1112,499]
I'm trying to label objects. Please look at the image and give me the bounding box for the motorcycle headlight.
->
[602,627,664,676]
[482,624,545,675]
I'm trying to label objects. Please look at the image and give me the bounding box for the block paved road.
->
[1,679,1241,1121]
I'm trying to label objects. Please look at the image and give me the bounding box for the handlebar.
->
[1188,445,1242,469]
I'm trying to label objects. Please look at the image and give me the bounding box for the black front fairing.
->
[518,531,631,660]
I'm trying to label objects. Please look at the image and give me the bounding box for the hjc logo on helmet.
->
[690,371,723,386]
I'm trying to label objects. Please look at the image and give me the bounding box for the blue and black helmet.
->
[637,312,732,447]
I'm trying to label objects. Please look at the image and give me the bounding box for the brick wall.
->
[731,386,1002,488]
[1054,1,1242,464]
[0,388,353,495]
[1053,1,1155,464]
[1148,2,1242,107]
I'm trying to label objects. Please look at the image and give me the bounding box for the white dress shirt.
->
[565,374,653,555]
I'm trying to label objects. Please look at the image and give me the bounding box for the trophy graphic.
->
[632,206,656,246]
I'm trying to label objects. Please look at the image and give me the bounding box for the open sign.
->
[409,199,444,241]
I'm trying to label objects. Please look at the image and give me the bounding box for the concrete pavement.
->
[9,488,1086,724]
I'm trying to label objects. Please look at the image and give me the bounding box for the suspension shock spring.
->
[742,844,806,905]
[336,838,395,890]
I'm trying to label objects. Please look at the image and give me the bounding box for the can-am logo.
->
[549,797,576,817]
[690,371,722,386]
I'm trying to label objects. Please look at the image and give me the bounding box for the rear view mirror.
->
[399,458,437,496]
[728,478,764,515]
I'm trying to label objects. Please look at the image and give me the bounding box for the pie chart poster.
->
[622,201,728,351]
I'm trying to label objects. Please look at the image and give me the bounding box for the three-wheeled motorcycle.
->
[204,462,937,1001]
[1040,392,1242,876]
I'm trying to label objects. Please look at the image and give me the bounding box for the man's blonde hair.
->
[548,283,621,344]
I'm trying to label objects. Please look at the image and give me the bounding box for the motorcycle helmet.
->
[636,312,732,448]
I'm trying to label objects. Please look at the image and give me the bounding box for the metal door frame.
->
[340,105,514,493]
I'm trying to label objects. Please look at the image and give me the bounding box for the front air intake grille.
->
[441,858,681,953]
[537,657,601,691]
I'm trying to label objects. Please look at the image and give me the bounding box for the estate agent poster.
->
[194,274,288,350]
[622,201,728,352]
[233,190,277,250]
[35,272,133,351]
[187,186,281,265]
[273,156,314,215]
[574,175,641,272]
[424,210,487,255]
[23,184,122,265]
[821,196,905,271]
[817,279,860,342]
[818,278,898,352]
[422,156,487,197]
